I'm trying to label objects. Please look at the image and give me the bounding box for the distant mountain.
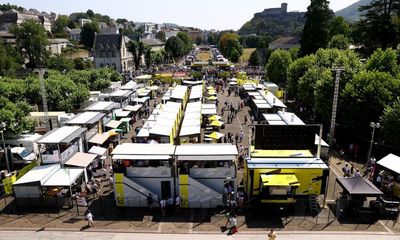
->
[335,0,372,22]
[238,3,305,37]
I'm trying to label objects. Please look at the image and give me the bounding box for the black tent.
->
[336,177,383,197]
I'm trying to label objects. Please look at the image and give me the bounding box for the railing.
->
[41,154,60,164]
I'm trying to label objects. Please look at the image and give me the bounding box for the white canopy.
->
[377,154,400,174]
[124,104,143,112]
[106,120,122,129]
[42,168,84,187]
[64,152,97,168]
[89,133,109,145]
[89,146,108,156]
[175,144,238,156]
[112,143,175,155]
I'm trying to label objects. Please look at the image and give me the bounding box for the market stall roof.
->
[179,125,201,136]
[65,112,105,125]
[315,134,329,147]
[88,133,109,145]
[261,174,300,187]
[89,146,108,156]
[134,74,152,80]
[248,92,261,97]
[278,111,305,125]
[113,154,171,160]
[133,97,150,103]
[175,144,238,156]
[84,101,120,112]
[112,143,175,156]
[150,125,173,136]
[336,177,383,197]
[64,152,97,168]
[106,120,122,129]
[183,80,203,85]
[255,103,272,109]
[377,153,400,174]
[13,164,59,185]
[201,108,217,115]
[265,91,287,108]
[263,114,281,121]
[115,111,131,118]
[109,90,133,98]
[121,81,138,90]
[124,104,143,112]
[267,120,286,125]
[36,126,86,144]
[202,104,217,109]
[41,168,84,187]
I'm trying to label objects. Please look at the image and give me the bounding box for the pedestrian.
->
[226,214,238,235]
[160,198,166,217]
[235,133,239,144]
[268,229,277,240]
[147,194,154,212]
[244,115,248,124]
[86,210,95,227]
[221,106,225,116]
[250,115,254,124]
[175,195,180,212]
[239,130,244,143]
[342,164,350,177]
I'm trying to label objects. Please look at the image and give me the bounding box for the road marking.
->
[188,222,193,233]
[157,223,162,233]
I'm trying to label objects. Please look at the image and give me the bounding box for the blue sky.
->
[4,0,359,30]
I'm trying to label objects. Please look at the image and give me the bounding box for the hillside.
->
[335,0,372,22]
[238,6,305,37]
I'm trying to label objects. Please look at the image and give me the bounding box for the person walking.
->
[239,130,244,143]
[86,210,95,227]
[268,229,277,240]
[244,115,248,125]
[160,198,166,217]
[147,194,154,213]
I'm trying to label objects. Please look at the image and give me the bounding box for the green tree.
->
[177,31,193,54]
[47,54,74,72]
[328,34,350,50]
[218,32,243,62]
[354,0,400,55]
[248,50,261,66]
[298,67,332,107]
[207,33,218,45]
[86,9,95,19]
[151,51,165,65]
[80,22,99,49]
[0,97,34,135]
[287,55,317,98]
[52,15,70,38]
[156,31,166,42]
[300,0,334,56]
[12,20,50,69]
[164,36,185,59]
[144,47,152,69]
[366,48,399,76]
[25,71,90,112]
[127,41,145,69]
[328,16,350,38]
[341,70,400,136]
[195,36,203,45]
[0,40,22,77]
[381,98,400,147]
[265,49,292,86]
[230,48,241,63]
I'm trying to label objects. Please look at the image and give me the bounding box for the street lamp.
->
[367,122,380,165]
[0,122,10,173]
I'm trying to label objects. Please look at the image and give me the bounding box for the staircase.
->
[309,195,319,214]
[115,175,158,207]
[179,175,223,208]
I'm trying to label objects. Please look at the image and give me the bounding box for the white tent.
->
[377,154,400,174]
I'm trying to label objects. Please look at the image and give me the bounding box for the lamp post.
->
[0,122,10,173]
[367,122,380,165]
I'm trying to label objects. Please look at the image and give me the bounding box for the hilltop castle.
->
[254,3,304,18]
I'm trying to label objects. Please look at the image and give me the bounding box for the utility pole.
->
[328,67,345,147]
[34,68,49,131]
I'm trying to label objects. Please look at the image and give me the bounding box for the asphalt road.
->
[0,231,398,240]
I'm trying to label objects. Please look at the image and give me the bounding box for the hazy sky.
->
[4,0,359,30]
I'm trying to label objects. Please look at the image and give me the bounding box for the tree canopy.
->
[165,36,185,59]
[12,20,50,69]
[248,50,261,67]
[265,49,292,86]
[300,0,334,56]
[218,32,243,63]
[80,22,100,49]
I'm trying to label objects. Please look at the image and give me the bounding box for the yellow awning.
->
[208,115,222,121]
[261,174,300,187]
[209,120,223,127]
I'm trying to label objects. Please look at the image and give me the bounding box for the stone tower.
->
[281,3,288,14]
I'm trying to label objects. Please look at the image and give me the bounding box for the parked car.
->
[0,147,37,165]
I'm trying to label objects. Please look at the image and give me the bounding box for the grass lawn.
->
[197,52,212,62]
[240,48,256,64]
